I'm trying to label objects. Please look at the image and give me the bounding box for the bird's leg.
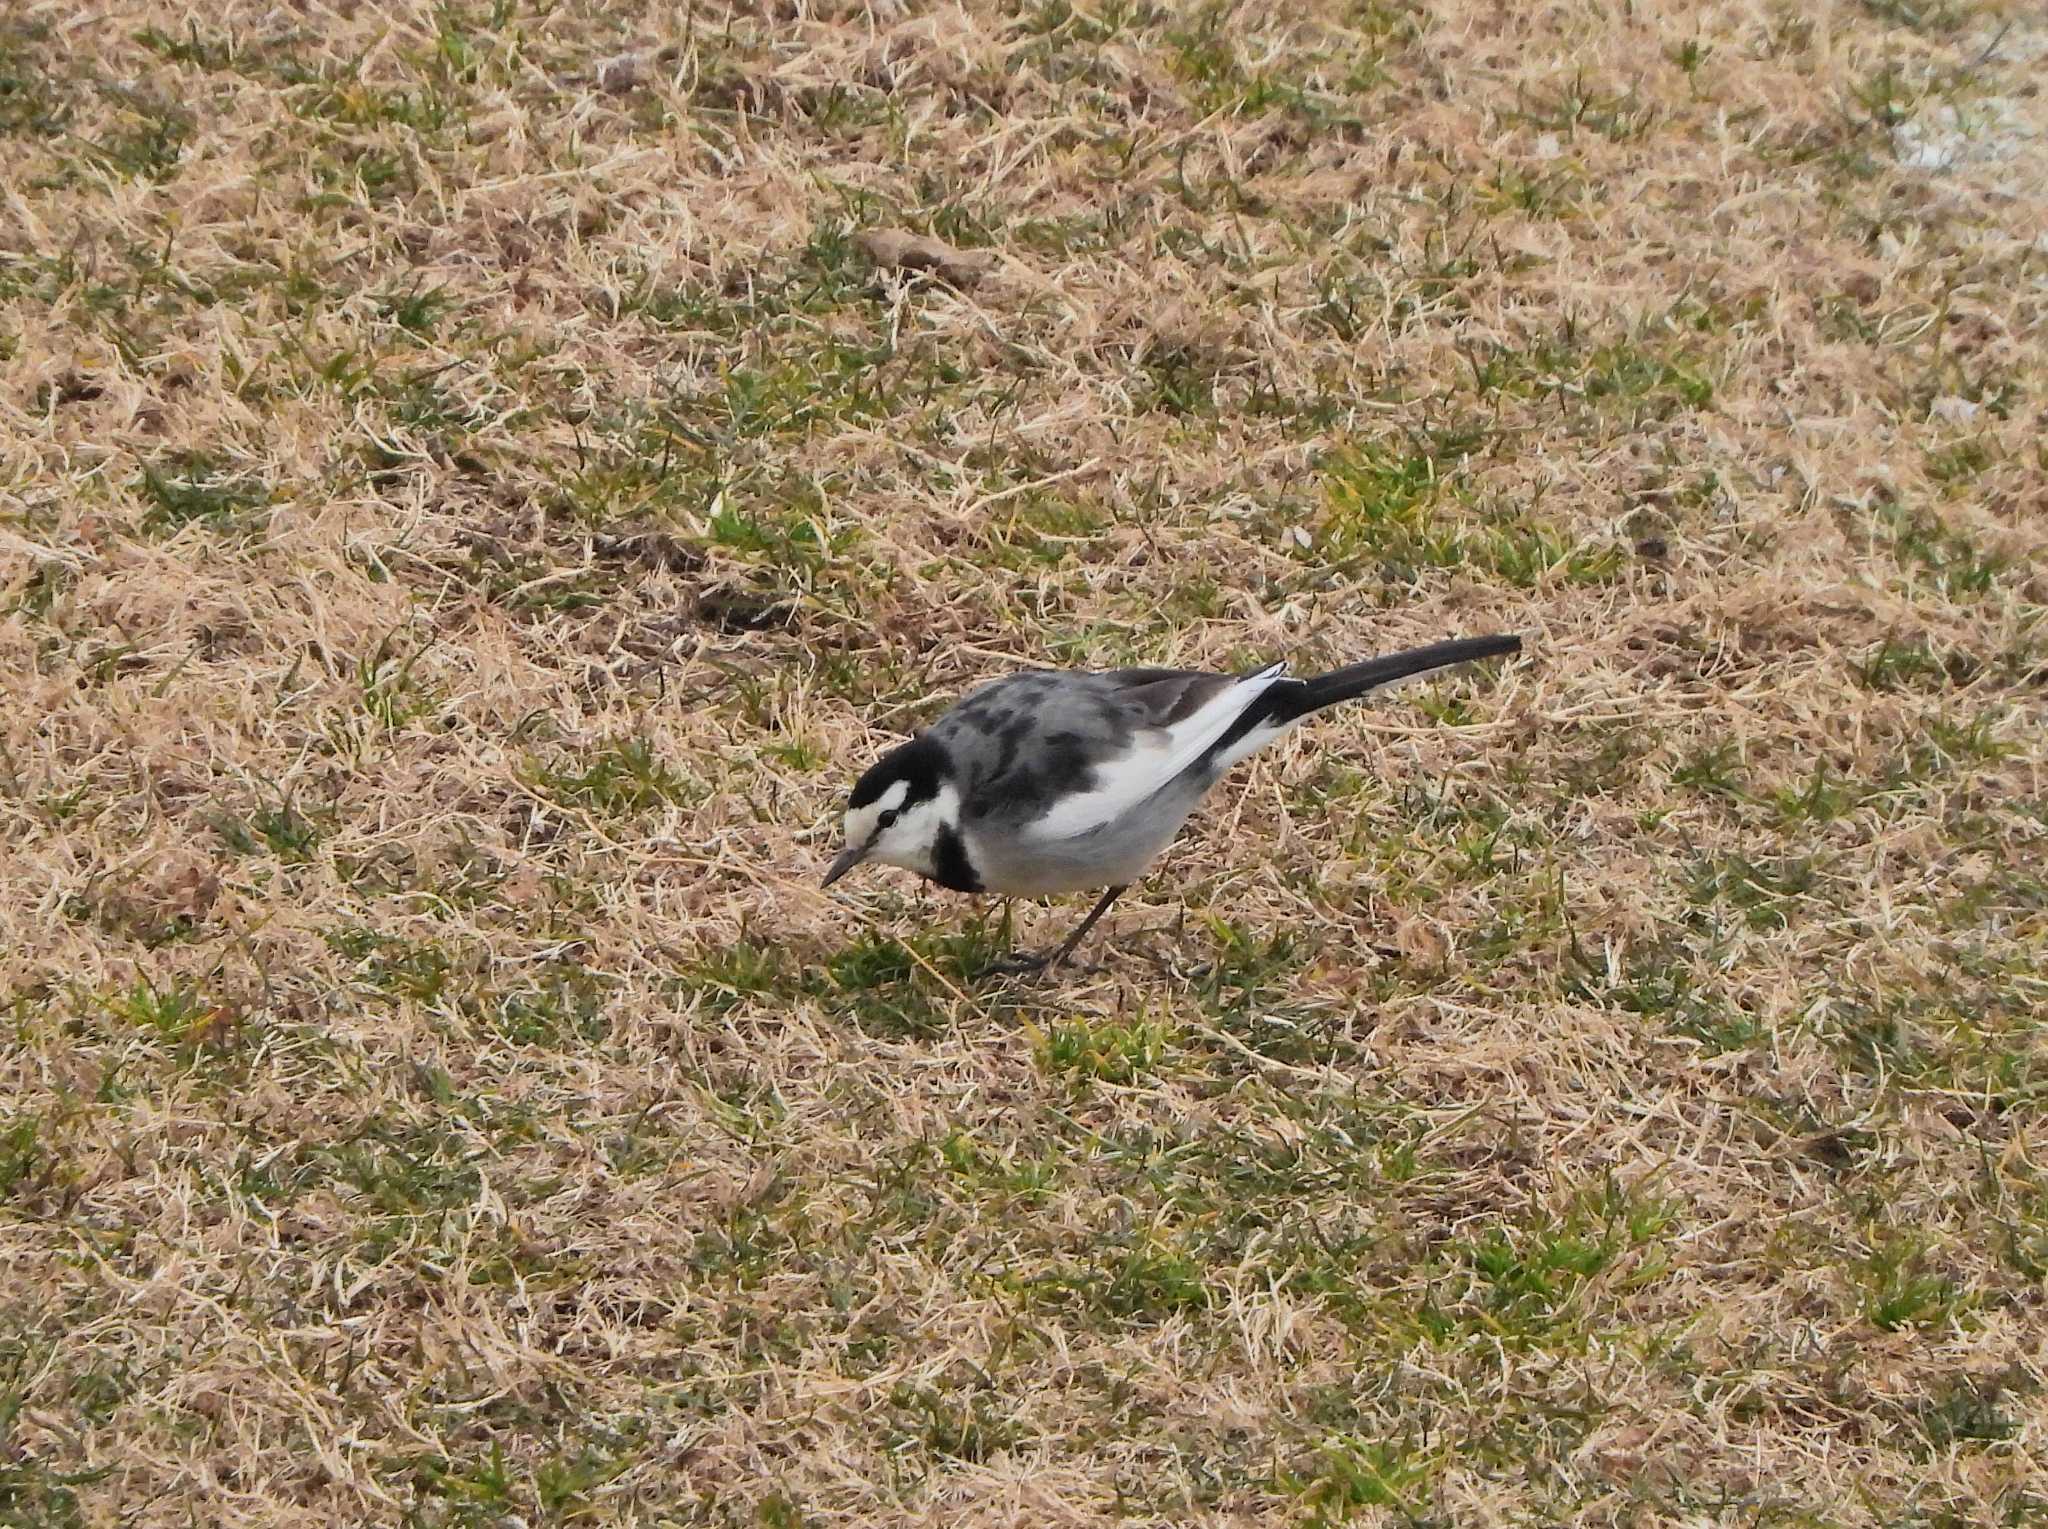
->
[989,885,1127,976]
[1048,884,1127,967]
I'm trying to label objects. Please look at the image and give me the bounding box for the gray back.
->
[926,668,1235,829]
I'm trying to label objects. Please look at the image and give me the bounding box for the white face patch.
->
[841,777,912,853]
[869,783,959,876]
[838,781,961,881]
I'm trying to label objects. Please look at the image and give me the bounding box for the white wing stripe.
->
[1029,664,1288,840]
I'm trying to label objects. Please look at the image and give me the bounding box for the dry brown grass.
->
[3,0,2046,1523]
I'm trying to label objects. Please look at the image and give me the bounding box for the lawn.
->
[2,1,2045,1524]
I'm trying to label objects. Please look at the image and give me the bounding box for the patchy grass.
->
[1,0,2044,1524]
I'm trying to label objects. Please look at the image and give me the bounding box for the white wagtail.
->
[822,634,1522,971]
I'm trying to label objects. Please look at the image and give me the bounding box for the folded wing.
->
[1025,663,1289,841]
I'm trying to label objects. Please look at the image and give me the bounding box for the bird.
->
[821,633,1522,973]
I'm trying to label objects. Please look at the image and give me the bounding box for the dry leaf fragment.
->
[188,1004,242,1048]
[852,228,993,286]
[161,862,221,920]
[499,864,544,907]
[1393,916,1449,969]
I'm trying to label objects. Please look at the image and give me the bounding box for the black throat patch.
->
[928,822,983,893]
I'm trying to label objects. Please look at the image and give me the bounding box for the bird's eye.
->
[877,809,899,829]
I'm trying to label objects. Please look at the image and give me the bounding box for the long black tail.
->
[1196,634,1520,775]
[1286,633,1522,722]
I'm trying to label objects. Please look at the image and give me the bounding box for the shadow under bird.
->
[822,634,1523,972]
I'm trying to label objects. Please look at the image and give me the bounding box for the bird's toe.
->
[983,949,1053,978]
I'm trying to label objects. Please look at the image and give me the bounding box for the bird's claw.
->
[981,950,1105,981]
[985,950,1054,978]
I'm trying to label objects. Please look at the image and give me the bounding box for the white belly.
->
[963,794,1199,896]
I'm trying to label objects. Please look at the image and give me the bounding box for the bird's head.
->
[821,736,958,886]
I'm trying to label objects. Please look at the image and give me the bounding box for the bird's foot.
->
[981,949,1103,981]
[984,949,1053,978]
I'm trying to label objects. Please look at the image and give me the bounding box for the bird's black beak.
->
[821,842,867,888]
